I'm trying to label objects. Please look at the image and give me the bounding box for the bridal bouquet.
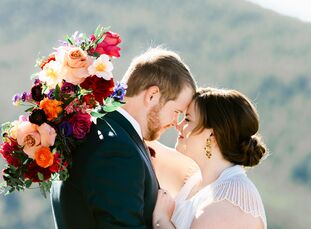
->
[0,25,127,197]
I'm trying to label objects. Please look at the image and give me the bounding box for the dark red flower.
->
[0,142,21,167]
[49,153,68,173]
[80,76,114,105]
[24,161,52,182]
[83,93,96,108]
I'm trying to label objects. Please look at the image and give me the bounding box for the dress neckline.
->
[184,165,245,201]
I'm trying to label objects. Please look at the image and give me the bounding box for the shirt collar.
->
[116,107,143,139]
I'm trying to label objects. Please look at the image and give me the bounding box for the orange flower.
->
[34,147,54,168]
[40,98,63,121]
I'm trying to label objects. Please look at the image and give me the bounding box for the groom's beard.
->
[145,104,162,141]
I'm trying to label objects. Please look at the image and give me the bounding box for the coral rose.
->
[16,122,56,159]
[16,122,41,159]
[56,46,93,85]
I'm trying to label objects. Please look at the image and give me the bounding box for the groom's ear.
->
[144,86,161,106]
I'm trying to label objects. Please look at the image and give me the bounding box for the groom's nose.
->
[171,112,179,127]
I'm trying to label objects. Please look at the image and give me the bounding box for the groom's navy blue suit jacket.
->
[51,111,159,229]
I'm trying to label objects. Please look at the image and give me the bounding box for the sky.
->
[245,0,311,22]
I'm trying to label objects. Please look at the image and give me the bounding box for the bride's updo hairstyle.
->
[193,87,267,167]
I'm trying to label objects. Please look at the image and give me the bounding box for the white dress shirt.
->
[116,107,143,139]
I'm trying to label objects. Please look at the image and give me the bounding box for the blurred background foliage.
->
[0,0,310,228]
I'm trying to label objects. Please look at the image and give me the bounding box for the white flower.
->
[38,61,62,88]
[88,54,113,80]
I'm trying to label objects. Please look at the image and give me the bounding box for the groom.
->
[51,47,196,228]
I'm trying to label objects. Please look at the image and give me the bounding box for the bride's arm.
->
[146,141,199,197]
[190,200,264,229]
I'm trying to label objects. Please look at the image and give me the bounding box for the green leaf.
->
[102,26,111,34]
[25,180,32,188]
[37,172,44,181]
[95,34,106,45]
[94,25,101,37]
[65,35,74,45]
[103,100,123,113]
[90,111,105,118]
[39,184,47,198]
[53,84,61,100]
[25,106,35,112]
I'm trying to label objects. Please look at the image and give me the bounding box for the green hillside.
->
[0,0,310,228]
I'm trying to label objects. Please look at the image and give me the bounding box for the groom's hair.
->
[122,47,196,103]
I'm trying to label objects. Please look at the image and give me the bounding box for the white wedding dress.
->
[171,165,267,229]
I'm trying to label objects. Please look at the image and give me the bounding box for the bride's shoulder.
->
[193,173,266,229]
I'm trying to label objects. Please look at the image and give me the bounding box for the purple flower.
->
[12,94,20,103]
[111,82,127,101]
[58,121,73,137]
[21,92,28,102]
[47,89,55,99]
[61,82,76,93]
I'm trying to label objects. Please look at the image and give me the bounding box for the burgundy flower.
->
[29,108,47,126]
[31,83,44,102]
[61,82,76,93]
[69,113,92,139]
[24,161,52,182]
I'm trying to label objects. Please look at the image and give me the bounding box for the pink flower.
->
[37,123,57,146]
[90,31,121,57]
[16,121,56,159]
[16,122,41,159]
[69,113,92,139]
[56,46,93,85]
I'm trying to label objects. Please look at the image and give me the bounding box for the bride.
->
[149,87,267,229]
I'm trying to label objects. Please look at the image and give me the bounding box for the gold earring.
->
[204,138,212,159]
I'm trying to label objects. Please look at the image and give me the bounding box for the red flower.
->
[40,53,56,69]
[24,161,52,182]
[49,153,68,173]
[0,142,21,167]
[90,31,121,57]
[80,76,115,104]
[83,93,96,108]
[69,113,92,139]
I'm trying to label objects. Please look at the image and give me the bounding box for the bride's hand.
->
[153,189,175,227]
